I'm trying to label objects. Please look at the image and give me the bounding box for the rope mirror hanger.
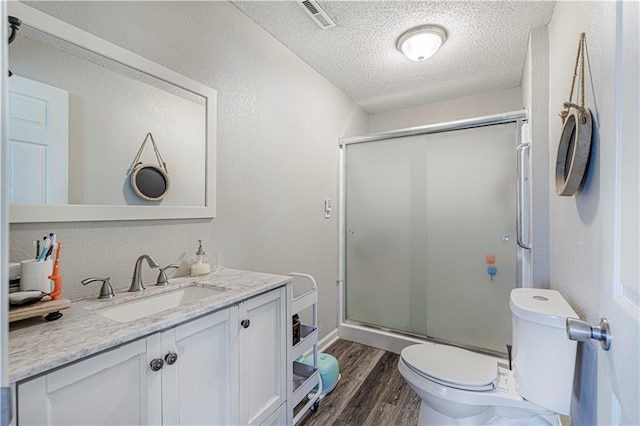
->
[127,132,171,201]
[555,33,593,197]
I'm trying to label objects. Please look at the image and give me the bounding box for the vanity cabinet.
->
[238,287,287,425]
[16,286,286,426]
[17,307,237,426]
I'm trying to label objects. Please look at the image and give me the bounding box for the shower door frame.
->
[337,110,529,356]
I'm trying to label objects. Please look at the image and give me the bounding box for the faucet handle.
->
[156,264,179,286]
[81,277,114,300]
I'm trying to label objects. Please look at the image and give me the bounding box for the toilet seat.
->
[401,343,497,391]
[398,344,555,416]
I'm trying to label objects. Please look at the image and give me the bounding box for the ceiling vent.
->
[298,0,336,30]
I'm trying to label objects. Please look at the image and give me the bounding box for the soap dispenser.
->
[190,240,211,276]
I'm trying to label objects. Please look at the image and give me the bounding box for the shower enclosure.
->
[338,111,530,355]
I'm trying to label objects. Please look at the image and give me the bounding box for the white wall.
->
[521,27,551,289]
[368,87,522,133]
[547,2,602,424]
[10,1,368,338]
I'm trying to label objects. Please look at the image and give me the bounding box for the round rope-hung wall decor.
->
[127,132,171,202]
[130,163,171,201]
[555,107,592,196]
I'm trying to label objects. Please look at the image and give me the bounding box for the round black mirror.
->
[130,164,171,201]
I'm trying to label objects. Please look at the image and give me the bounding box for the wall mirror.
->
[7,2,216,222]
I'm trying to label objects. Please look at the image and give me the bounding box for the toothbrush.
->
[45,234,57,261]
[37,236,50,261]
[46,241,57,262]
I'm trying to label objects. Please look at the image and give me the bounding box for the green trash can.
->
[301,353,340,395]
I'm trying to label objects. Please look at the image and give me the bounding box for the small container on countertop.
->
[20,259,53,293]
[190,240,211,276]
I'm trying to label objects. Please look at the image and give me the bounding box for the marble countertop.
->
[9,268,291,383]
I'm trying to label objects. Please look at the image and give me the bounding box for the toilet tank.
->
[510,288,578,416]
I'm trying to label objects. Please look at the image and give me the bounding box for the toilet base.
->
[399,355,560,426]
[418,400,558,426]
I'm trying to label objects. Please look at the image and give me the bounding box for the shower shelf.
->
[288,272,321,425]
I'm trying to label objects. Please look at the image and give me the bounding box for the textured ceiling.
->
[232,1,555,113]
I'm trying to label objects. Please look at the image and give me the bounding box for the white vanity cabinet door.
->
[239,287,287,426]
[161,306,239,425]
[260,403,287,426]
[17,339,155,425]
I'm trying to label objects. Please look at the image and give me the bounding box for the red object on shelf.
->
[48,242,63,300]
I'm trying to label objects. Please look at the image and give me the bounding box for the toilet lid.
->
[401,344,497,391]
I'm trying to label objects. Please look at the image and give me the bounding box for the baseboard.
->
[298,328,339,359]
[317,328,339,352]
[338,322,426,354]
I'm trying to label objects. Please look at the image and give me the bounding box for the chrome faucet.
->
[128,254,160,292]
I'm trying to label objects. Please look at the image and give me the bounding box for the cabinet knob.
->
[241,319,251,329]
[150,358,164,372]
[165,352,178,365]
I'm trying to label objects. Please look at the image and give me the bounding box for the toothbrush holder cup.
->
[20,259,54,293]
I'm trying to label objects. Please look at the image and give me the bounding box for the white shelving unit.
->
[287,272,322,425]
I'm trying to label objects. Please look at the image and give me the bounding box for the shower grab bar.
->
[516,143,532,250]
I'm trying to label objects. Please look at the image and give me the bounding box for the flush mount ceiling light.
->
[397,25,447,62]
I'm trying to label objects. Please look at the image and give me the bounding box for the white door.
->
[239,287,286,425]
[598,1,640,424]
[161,307,239,425]
[8,75,68,204]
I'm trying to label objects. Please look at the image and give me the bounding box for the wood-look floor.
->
[298,339,420,426]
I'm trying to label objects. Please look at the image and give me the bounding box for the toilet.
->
[398,288,578,425]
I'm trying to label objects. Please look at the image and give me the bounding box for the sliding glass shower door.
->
[344,123,518,353]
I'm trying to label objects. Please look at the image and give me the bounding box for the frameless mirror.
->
[7,2,216,222]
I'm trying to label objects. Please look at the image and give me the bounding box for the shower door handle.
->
[516,143,532,250]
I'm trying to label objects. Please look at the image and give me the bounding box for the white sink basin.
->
[96,286,227,323]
